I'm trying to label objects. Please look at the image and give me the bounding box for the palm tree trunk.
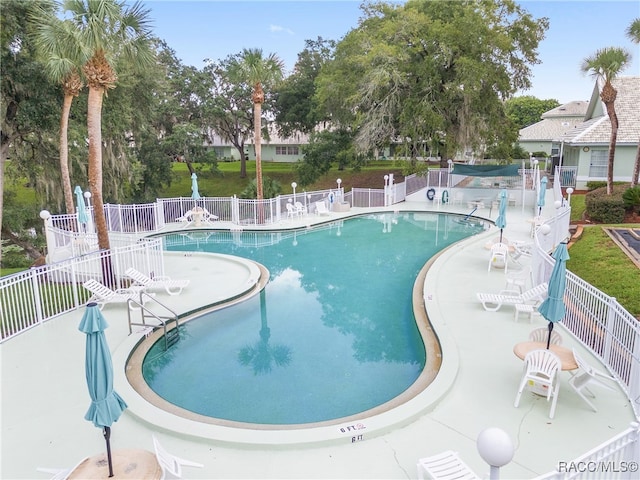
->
[87,85,110,252]
[604,100,618,195]
[254,101,263,200]
[60,93,75,215]
[631,142,640,188]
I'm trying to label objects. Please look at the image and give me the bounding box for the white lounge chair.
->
[125,267,190,296]
[82,279,147,310]
[417,450,480,480]
[152,435,203,479]
[176,206,218,227]
[514,349,562,419]
[477,282,548,312]
[315,201,330,216]
[569,349,616,412]
[510,241,533,265]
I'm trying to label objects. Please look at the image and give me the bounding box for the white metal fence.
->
[0,239,164,342]
[535,422,640,479]
[527,210,640,477]
[3,186,639,474]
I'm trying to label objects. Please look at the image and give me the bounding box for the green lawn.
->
[166,160,403,198]
[567,225,640,317]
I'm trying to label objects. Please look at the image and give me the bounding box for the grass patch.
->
[570,194,586,222]
[164,161,403,198]
[567,226,640,317]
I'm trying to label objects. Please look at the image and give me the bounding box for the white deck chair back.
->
[417,450,480,480]
[82,279,142,310]
[569,349,616,412]
[315,201,330,216]
[152,435,203,479]
[125,268,189,296]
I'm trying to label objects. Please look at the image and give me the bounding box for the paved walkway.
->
[1,193,637,479]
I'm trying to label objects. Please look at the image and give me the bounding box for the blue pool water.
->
[143,212,486,425]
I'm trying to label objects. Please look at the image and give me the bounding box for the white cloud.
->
[269,24,294,35]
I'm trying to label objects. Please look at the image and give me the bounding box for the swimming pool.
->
[142,212,486,425]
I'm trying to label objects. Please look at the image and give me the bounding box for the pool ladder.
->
[127,292,180,350]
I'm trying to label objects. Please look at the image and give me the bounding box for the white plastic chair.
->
[152,435,203,479]
[529,327,563,345]
[569,349,616,412]
[505,267,532,293]
[488,242,509,273]
[451,191,464,206]
[286,202,296,218]
[315,201,330,216]
[514,349,562,418]
[417,450,480,480]
[125,267,190,296]
[294,201,307,215]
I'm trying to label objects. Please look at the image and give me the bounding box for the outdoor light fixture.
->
[566,187,574,206]
[477,427,514,480]
[291,182,297,203]
[39,210,51,220]
[84,191,92,207]
[540,224,552,236]
[337,178,342,189]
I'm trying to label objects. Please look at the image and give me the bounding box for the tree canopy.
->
[315,0,549,164]
[504,96,560,131]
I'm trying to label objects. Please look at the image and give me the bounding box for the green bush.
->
[585,185,627,223]
[239,177,282,199]
[1,244,32,268]
[585,181,627,191]
[622,186,640,212]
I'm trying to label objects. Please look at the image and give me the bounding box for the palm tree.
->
[29,6,85,215]
[63,0,154,251]
[231,49,284,201]
[626,18,640,187]
[581,47,631,195]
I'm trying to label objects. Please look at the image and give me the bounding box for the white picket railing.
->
[535,422,640,479]
[8,178,639,475]
[0,239,164,342]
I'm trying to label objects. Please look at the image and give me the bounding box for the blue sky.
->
[145,0,640,104]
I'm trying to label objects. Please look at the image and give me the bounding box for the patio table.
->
[513,341,578,371]
[67,449,161,479]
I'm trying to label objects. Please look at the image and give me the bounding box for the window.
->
[276,146,299,155]
[588,149,607,178]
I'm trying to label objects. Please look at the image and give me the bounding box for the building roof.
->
[518,101,589,142]
[562,76,640,145]
[541,100,589,119]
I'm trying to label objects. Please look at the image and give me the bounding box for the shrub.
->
[622,186,640,212]
[586,181,627,191]
[239,177,282,199]
[585,185,627,223]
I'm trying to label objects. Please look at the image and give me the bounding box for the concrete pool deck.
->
[1,194,637,479]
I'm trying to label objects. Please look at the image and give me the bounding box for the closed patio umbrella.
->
[79,303,128,477]
[538,176,547,216]
[495,189,508,243]
[191,173,201,201]
[74,185,89,228]
[537,242,570,349]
